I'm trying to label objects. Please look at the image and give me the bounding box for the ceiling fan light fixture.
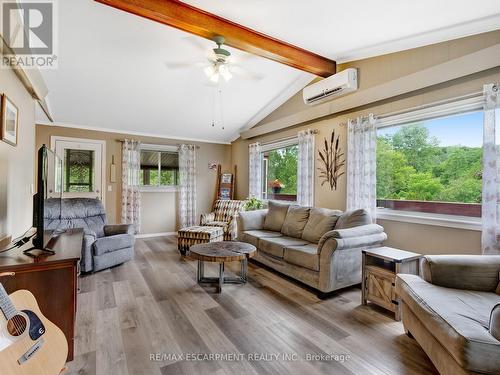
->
[220,66,232,82]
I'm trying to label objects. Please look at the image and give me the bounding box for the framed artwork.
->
[221,173,232,184]
[1,95,18,146]
[220,187,231,199]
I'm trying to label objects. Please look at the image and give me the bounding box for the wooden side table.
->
[362,247,422,321]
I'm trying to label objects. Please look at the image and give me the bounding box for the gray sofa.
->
[396,255,500,375]
[237,201,387,294]
[45,198,135,272]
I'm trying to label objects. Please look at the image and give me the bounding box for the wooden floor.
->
[66,236,438,375]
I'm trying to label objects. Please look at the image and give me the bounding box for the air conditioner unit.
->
[303,68,358,105]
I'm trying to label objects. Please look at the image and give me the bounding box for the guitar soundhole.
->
[7,315,27,337]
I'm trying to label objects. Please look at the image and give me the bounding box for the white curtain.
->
[121,139,141,233]
[297,129,315,206]
[482,84,500,254]
[347,114,377,221]
[248,142,262,199]
[179,144,197,228]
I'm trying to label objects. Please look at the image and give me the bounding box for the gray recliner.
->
[44,198,135,272]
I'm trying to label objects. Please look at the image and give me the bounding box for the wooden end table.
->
[362,246,422,321]
[189,241,256,293]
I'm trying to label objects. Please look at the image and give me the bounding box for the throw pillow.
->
[281,205,311,238]
[335,209,372,229]
[302,208,343,243]
[263,201,290,232]
[490,303,500,340]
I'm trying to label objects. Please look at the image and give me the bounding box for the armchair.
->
[44,198,135,272]
[396,255,500,375]
[200,200,246,241]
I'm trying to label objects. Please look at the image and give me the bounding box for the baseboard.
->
[135,232,177,239]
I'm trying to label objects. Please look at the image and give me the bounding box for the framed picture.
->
[220,187,231,199]
[1,95,18,146]
[221,173,232,184]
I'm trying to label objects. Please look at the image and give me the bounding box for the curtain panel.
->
[179,144,197,228]
[482,84,500,254]
[248,142,262,199]
[297,129,315,206]
[347,114,377,221]
[121,139,141,233]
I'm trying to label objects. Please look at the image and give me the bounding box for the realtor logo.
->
[1,0,58,69]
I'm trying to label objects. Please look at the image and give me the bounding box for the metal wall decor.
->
[317,130,345,190]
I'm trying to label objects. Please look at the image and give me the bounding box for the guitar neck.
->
[0,283,17,320]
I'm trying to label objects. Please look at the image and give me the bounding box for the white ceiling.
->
[185,0,500,62]
[37,0,500,143]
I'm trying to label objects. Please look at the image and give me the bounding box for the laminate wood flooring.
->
[66,236,438,375]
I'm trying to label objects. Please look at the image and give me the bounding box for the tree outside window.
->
[376,111,483,216]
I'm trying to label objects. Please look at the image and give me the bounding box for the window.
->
[376,110,483,217]
[140,146,179,190]
[261,140,298,201]
[64,149,94,192]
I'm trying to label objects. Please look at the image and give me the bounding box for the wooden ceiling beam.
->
[94,0,336,77]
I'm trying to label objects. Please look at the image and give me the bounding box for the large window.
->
[261,141,298,201]
[140,146,179,190]
[376,110,483,217]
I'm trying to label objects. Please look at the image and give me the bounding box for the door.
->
[51,137,106,202]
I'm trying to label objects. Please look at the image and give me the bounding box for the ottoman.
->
[177,226,224,255]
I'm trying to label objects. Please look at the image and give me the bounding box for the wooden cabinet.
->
[362,247,422,321]
[0,229,83,361]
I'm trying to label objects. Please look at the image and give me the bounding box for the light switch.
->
[107,185,112,192]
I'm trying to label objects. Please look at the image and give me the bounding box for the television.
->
[30,145,63,254]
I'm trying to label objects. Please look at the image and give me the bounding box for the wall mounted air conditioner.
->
[303,68,358,105]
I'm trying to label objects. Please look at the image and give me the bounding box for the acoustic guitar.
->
[0,273,68,375]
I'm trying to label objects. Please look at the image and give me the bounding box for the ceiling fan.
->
[166,36,264,83]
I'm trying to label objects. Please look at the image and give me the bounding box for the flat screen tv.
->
[30,145,63,254]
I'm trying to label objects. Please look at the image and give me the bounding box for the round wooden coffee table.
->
[189,241,256,293]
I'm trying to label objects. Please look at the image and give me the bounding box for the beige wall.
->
[36,125,232,234]
[232,30,500,255]
[0,66,36,239]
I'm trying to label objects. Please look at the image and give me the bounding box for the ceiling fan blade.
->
[230,64,264,81]
[165,61,206,70]
[183,36,209,52]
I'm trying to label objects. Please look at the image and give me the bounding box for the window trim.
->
[139,144,179,192]
[375,96,484,225]
[377,208,481,231]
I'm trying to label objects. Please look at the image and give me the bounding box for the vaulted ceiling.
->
[37,0,500,143]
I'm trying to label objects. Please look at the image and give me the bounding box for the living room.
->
[0,1,499,374]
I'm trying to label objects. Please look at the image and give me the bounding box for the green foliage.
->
[377,124,482,204]
[266,145,298,195]
[244,197,264,211]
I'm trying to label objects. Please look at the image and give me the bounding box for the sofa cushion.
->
[302,208,342,243]
[240,230,282,247]
[490,303,500,341]
[259,236,309,258]
[335,209,371,229]
[281,205,310,238]
[284,244,319,271]
[263,201,290,232]
[397,274,500,373]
